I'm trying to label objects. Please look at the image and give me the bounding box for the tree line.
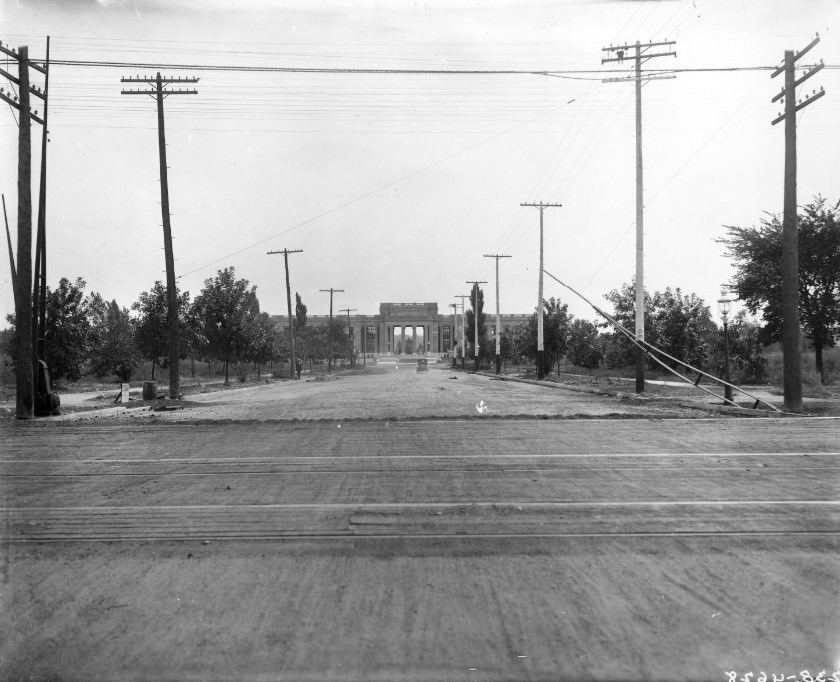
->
[460,196,840,384]
[3,196,838,385]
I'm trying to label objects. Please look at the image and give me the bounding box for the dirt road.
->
[1,367,839,681]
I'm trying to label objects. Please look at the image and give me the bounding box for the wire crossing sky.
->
[1,0,838,326]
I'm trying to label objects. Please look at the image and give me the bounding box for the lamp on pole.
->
[717,290,734,404]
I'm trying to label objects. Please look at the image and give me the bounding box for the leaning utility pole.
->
[521,202,561,379]
[121,73,198,400]
[339,308,357,368]
[454,294,469,370]
[602,39,676,394]
[484,254,511,374]
[771,33,824,413]
[3,195,16,292]
[268,248,303,378]
[466,280,488,372]
[320,287,344,372]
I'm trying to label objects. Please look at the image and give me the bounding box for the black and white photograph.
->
[1,0,839,680]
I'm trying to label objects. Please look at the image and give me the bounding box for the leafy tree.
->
[603,282,716,372]
[567,319,604,372]
[191,267,261,384]
[601,281,652,369]
[88,294,140,382]
[650,288,717,370]
[464,284,488,369]
[500,325,526,370]
[37,277,91,383]
[723,311,768,384]
[244,311,277,378]
[523,297,571,377]
[295,292,307,331]
[719,196,840,383]
[132,281,192,380]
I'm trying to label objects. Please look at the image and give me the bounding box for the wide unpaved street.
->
[1,363,839,681]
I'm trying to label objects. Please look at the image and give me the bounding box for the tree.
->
[191,267,261,385]
[464,284,488,370]
[132,281,192,380]
[719,196,840,383]
[567,319,604,372]
[244,311,277,378]
[295,292,307,331]
[6,276,93,383]
[88,294,140,382]
[724,311,768,384]
[523,297,571,377]
[603,282,716,372]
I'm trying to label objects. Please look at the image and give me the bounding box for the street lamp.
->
[717,290,733,404]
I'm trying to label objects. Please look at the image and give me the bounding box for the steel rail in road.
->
[4,500,838,544]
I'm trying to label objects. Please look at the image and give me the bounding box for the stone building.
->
[272,301,531,359]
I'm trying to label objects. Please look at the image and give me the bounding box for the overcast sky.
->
[1,0,838,328]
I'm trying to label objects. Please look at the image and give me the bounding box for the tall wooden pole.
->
[484,253,511,374]
[521,202,561,379]
[268,248,303,378]
[33,36,49,371]
[320,288,344,372]
[770,34,824,412]
[121,73,198,400]
[601,39,676,394]
[154,73,180,399]
[15,46,33,419]
[633,42,645,394]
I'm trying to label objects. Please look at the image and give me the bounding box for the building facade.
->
[273,301,531,358]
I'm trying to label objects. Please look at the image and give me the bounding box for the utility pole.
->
[484,254,511,374]
[521,202,561,379]
[454,294,469,370]
[320,287,344,372]
[121,72,198,400]
[1,43,46,419]
[32,36,49,385]
[771,33,824,414]
[267,248,303,378]
[449,302,459,367]
[3,195,16,292]
[339,308,357,368]
[602,39,676,394]
[465,280,488,372]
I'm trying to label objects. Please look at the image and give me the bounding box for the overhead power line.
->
[40,58,823,76]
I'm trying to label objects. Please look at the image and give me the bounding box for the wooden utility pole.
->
[268,248,303,378]
[121,73,198,400]
[1,41,48,419]
[32,36,49,377]
[449,302,459,366]
[465,280,487,372]
[339,308,357,367]
[454,294,469,370]
[484,254,511,374]
[15,46,33,418]
[320,287,344,372]
[602,39,676,393]
[771,33,824,413]
[521,202,561,379]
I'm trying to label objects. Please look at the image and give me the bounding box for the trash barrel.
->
[142,381,157,400]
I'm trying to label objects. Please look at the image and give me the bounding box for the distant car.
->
[416,359,428,373]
